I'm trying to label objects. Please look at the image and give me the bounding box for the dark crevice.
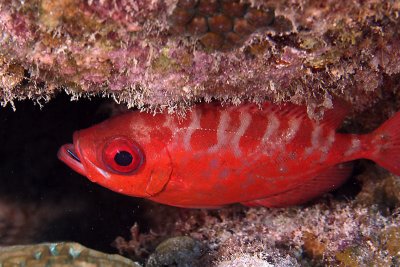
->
[0,92,146,253]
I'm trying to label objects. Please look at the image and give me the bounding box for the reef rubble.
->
[115,186,400,266]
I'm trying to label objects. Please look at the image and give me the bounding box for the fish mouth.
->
[58,134,87,177]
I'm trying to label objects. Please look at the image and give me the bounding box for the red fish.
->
[58,102,400,208]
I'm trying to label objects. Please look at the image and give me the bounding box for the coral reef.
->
[116,193,400,266]
[216,253,297,267]
[1,0,400,116]
[1,1,400,266]
[0,242,141,266]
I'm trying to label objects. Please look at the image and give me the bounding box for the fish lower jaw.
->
[57,144,87,177]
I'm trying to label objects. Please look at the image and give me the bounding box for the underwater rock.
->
[0,242,142,266]
[1,0,400,115]
[355,165,400,209]
[146,236,205,267]
[216,253,298,267]
[335,225,400,266]
[116,196,400,265]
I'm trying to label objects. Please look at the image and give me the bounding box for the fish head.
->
[58,113,173,198]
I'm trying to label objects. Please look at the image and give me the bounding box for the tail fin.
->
[368,111,400,175]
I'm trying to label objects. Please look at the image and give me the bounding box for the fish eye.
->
[102,137,144,174]
[114,151,133,166]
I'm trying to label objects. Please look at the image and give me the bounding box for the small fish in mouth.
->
[58,101,400,208]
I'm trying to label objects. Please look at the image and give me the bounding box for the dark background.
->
[0,93,146,252]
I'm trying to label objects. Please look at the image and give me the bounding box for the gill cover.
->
[144,138,173,196]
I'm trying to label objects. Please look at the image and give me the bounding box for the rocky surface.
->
[116,189,400,266]
[1,0,400,117]
[0,242,141,266]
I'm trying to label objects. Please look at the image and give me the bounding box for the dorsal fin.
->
[319,98,350,129]
[257,98,349,129]
[266,98,350,129]
[260,101,309,119]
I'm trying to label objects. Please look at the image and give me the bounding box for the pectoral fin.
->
[145,167,173,196]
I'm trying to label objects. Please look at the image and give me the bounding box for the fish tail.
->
[367,111,400,175]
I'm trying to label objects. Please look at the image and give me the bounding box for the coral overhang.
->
[1,0,400,115]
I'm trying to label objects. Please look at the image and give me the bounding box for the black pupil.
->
[114,151,133,166]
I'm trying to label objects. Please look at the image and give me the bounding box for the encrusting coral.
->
[1,0,400,116]
[115,193,400,266]
[0,242,141,266]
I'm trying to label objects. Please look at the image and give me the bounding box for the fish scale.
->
[58,101,400,208]
[172,103,302,156]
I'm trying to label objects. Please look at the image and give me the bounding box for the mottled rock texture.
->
[1,0,400,115]
[0,242,141,266]
[116,198,400,266]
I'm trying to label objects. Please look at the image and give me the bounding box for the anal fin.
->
[242,163,353,208]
